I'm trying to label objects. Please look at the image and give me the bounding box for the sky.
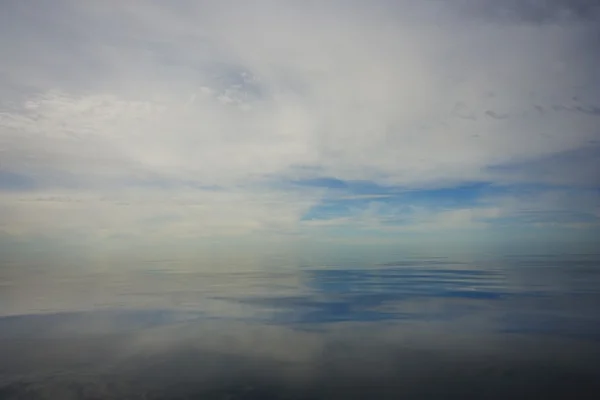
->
[0,0,599,253]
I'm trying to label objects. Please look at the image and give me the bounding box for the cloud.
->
[0,188,322,242]
[0,0,599,242]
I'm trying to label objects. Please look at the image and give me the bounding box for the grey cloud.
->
[0,0,599,238]
[1,0,598,187]
[459,0,600,23]
[485,110,509,120]
[488,145,600,187]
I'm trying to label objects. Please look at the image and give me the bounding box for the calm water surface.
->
[1,247,600,399]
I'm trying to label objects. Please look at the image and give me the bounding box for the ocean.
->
[1,244,599,399]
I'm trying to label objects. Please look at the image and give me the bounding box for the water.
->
[1,246,600,399]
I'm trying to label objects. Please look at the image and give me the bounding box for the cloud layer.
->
[1,0,599,244]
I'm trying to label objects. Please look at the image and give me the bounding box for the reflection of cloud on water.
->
[4,254,599,344]
[0,259,308,318]
[220,264,509,325]
[1,314,600,399]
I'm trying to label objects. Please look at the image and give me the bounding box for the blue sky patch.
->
[0,171,36,191]
[300,180,498,221]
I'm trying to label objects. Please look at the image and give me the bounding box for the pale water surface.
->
[1,245,600,399]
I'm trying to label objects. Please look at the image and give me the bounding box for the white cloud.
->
[0,188,321,241]
[0,0,598,240]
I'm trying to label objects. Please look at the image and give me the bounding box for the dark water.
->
[1,247,600,399]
